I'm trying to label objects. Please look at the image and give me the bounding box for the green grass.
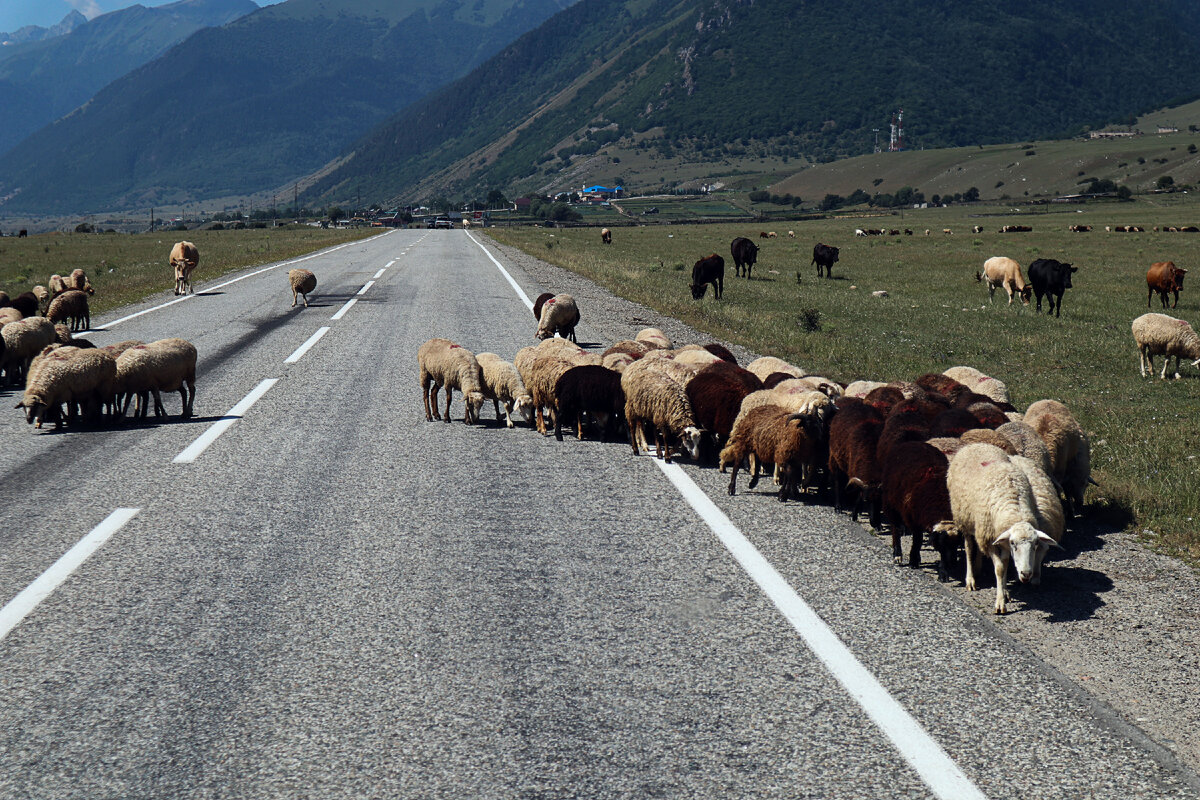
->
[0,227,379,315]
[487,200,1200,561]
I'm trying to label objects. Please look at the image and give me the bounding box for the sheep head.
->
[464,391,486,424]
[513,394,535,422]
[680,425,703,460]
[993,522,1061,584]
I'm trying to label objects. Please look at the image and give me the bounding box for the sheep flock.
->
[420,325,1094,615]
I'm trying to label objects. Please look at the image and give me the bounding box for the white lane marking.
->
[79,237,376,334]
[173,378,279,464]
[384,259,396,268]
[357,280,375,296]
[285,326,330,364]
[465,230,533,311]
[0,508,140,642]
[373,268,387,279]
[331,299,357,320]
[653,460,988,800]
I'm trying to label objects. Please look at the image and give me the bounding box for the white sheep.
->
[634,327,671,350]
[417,338,485,424]
[843,379,890,398]
[745,355,805,383]
[947,442,1062,614]
[1010,455,1066,586]
[670,347,722,370]
[996,420,1054,476]
[17,346,117,428]
[114,338,197,418]
[0,307,24,327]
[1131,312,1200,379]
[289,269,317,307]
[68,268,95,295]
[621,367,702,462]
[1,316,57,387]
[48,274,68,297]
[942,365,1011,405]
[46,289,90,331]
[475,352,533,428]
[32,285,50,316]
[1024,399,1091,518]
[535,293,580,342]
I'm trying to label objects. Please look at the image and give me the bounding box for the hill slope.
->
[305,0,1200,206]
[0,0,577,215]
[0,0,258,157]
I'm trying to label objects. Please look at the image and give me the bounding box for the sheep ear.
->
[992,530,1012,547]
[1037,531,1063,549]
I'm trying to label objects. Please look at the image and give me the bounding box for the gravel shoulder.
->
[484,232,1200,772]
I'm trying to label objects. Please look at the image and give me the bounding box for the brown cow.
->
[600,228,612,244]
[978,256,1031,306]
[1147,261,1187,309]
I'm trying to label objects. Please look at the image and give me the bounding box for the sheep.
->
[686,361,764,458]
[1010,455,1066,586]
[602,339,651,359]
[720,405,822,501]
[527,353,580,435]
[601,228,612,244]
[16,346,117,429]
[622,367,702,462]
[671,347,722,370]
[844,380,889,399]
[947,443,1062,614]
[1,316,56,387]
[745,356,804,383]
[880,441,958,575]
[68,268,95,295]
[10,291,38,318]
[289,269,317,307]
[554,364,625,442]
[702,342,738,364]
[48,274,68,297]
[625,349,699,388]
[1131,312,1200,379]
[0,291,8,307]
[1024,399,1091,517]
[535,293,580,342]
[475,352,533,428]
[929,407,983,439]
[114,338,197,419]
[942,365,1011,406]
[827,397,885,526]
[601,350,638,372]
[863,385,904,415]
[46,289,90,332]
[634,327,671,350]
[417,338,485,425]
[0,307,22,326]
[532,292,555,322]
[170,241,199,295]
[995,420,1054,475]
[32,286,50,316]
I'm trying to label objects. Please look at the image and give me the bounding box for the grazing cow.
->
[18,229,27,238]
[978,256,1031,306]
[943,228,953,235]
[787,231,796,238]
[1181,226,1200,233]
[768,231,778,238]
[973,225,984,234]
[601,227,612,244]
[1069,224,1093,233]
[730,237,759,279]
[170,240,200,295]
[1146,261,1187,309]
[1028,258,1077,317]
[855,228,867,237]
[759,231,770,239]
[812,243,840,278]
[690,254,725,300]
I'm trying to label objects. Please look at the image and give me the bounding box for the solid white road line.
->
[654,460,989,800]
[465,230,534,311]
[173,378,279,464]
[0,508,140,642]
[357,280,375,295]
[79,236,377,334]
[285,327,331,364]
[331,299,357,320]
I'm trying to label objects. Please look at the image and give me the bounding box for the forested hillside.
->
[307,0,1200,206]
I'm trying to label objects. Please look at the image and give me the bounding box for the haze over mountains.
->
[3,0,1200,217]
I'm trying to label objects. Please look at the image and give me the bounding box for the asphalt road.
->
[0,229,1196,798]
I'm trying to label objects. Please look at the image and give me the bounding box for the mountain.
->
[0,0,579,215]
[0,0,259,157]
[303,0,1200,207]
[0,11,86,46]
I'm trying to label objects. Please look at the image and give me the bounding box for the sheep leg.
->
[989,545,1011,614]
[152,389,167,418]
[626,416,640,455]
[908,528,922,568]
[493,398,502,420]
[746,454,760,489]
[503,401,515,429]
[291,288,298,307]
[442,386,455,423]
[576,416,584,440]
[554,410,565,441]
[1160,357,1171,380]
[302,292,309,308]
[891,524,904,565]
[1139,347,1149,377]
[183,380,195,418]
[727,460,740,495]
[963,532,980,591]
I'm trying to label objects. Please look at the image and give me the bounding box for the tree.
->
[1157,175,1175,190]
[328,206,345,223]
[487,189,507,207]
[963,186,980,202]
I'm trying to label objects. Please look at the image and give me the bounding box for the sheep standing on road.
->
[418,338,486,424]
[289,269,317,307]
[535,293,580,342]
[622,367,702,462]
[1131,312,1200,379]
[47,289,90,332]
[475,352,533,428]
[948,442,1062,614]
[68,268,95,295]
[554,364,625,442]
[720,405,822,501]
[1024,399,1091,518]
[1,316,56,387]
[170,241,199,295]
[17,346,117,429]
[114,338,197,419]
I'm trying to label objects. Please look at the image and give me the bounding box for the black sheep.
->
[827,397,885,526]
[686,362,763,461]
[880,441,959,578]
[554,365,625,442]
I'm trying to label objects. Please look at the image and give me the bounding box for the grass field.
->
[0,227,379,316]
[488,200,1200,561]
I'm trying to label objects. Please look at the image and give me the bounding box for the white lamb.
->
[948,443,1062,614]
[475,352,534,428]
[1131,312,1200,379]
[417,338,485,424]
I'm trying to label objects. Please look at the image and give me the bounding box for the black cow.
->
[812,242,840,278]
[690,254,725,299]
[730,237,758,278]
[1027,258,1077,317]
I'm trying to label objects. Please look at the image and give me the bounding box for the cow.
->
[759,231,770,239]
[1147,261,1187,309]
[978,256,1031,306]
[600,227,612,244]
[1027,258,1076,317]
[690,254,724,300]
[1068,225,1093,233]
[730,237,759,279]
[812,243,840,278]
[973,225,984,234]
[170,241,200,295]
[18,229,27,238]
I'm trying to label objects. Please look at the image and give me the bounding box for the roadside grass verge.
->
[487,202,1200,560]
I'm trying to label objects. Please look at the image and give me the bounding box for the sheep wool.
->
[745,356,805,383]
[1131,312,1200,379]
[475,352,533,428]
[68,268,95,295]
[47,289,90,332]
[18,346,117,429]
[289,269,317,307]
[622,367,701,462]
[720,404,821,501]
[32,286,50,316]
[114,338,197,418]
[535,293,580,342]
[1023,399,1091,518]
[2,316,56,386]
[634,328,671,350]
[417,338,485,424]
[942,365,1011,405]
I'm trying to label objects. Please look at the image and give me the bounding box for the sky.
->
[0,0,284,33]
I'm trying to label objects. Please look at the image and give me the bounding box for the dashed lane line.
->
[173,379,279,464]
